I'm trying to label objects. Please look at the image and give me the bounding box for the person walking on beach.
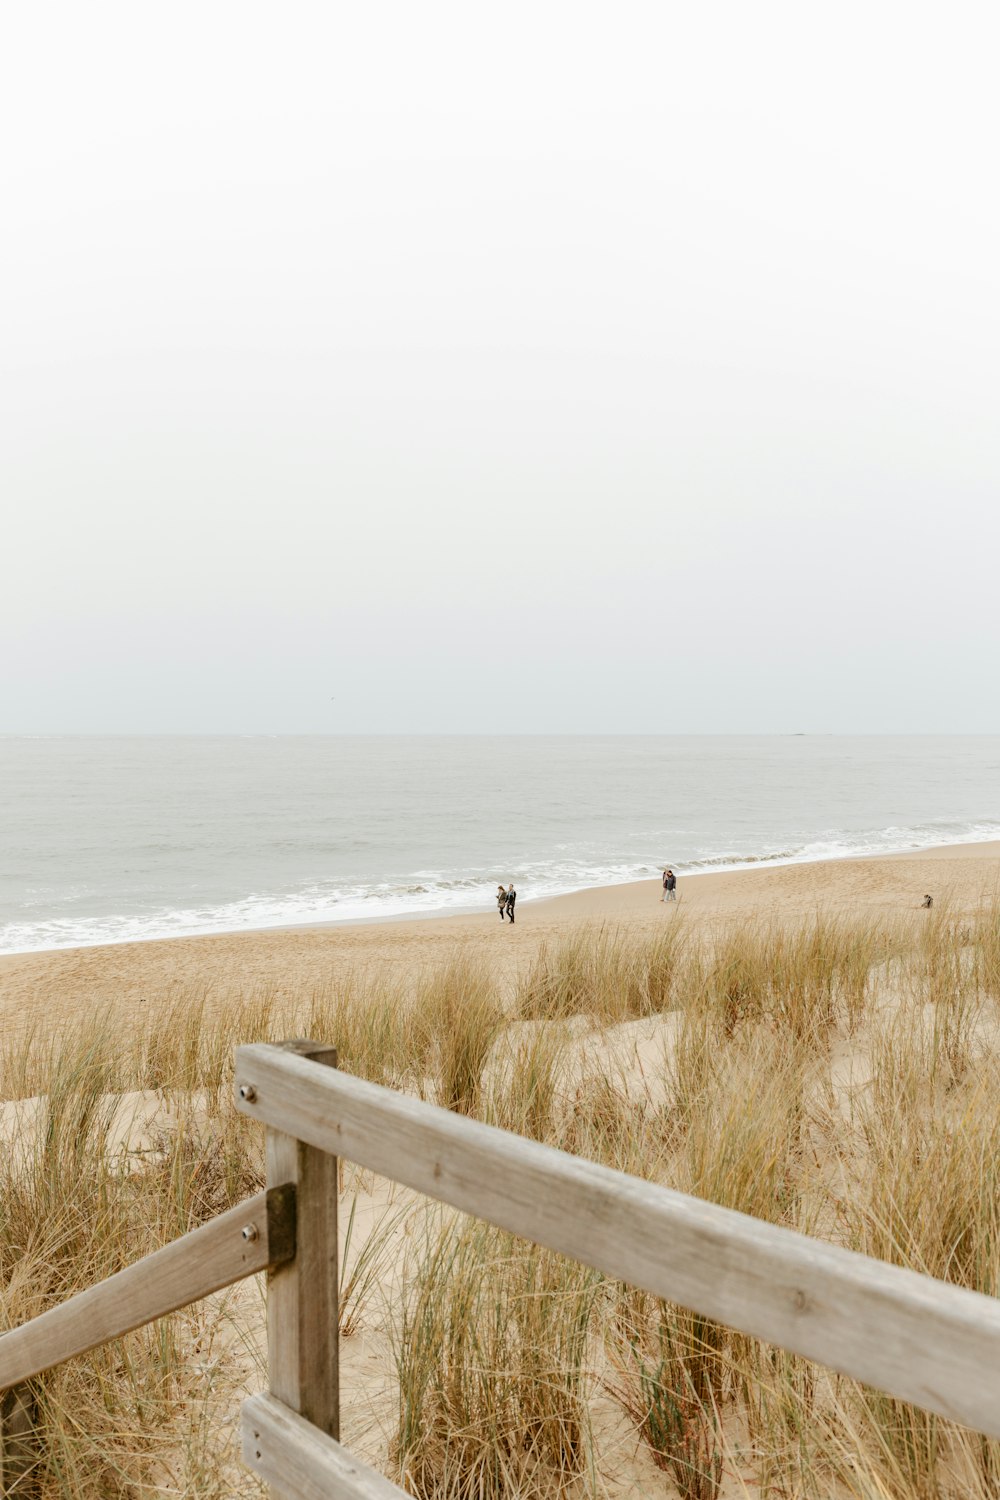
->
[661,869,670,902]
[665,869,677,902]
[505,883,516,923]
[497,884,508,920]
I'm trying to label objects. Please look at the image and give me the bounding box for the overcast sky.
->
[3,1,998,733]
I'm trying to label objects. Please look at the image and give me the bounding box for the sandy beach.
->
[3,840,997,1036]
[4,839,1000,1496]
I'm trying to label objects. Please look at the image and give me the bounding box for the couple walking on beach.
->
[497,883,516,923]
[661,868,677,902]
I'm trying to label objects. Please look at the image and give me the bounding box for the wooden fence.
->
[2,1037,1000,1496]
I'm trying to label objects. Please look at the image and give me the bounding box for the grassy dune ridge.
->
[2,903,1000,1497]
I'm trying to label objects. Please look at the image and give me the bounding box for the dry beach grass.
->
[1,847,1000,1497]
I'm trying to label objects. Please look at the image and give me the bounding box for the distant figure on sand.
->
[497,885,508,919]
[922,893,934,908]
[505,883,516,923]
[661,869,669,902]
[664,869,677,902]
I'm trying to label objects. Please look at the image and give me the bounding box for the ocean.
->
[1,736,998,955]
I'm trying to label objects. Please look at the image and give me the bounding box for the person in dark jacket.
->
[665,869,677,901]
[497,884,508,919]
[505,883,516,923]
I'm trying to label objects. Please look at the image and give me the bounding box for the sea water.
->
[1,736,997,954]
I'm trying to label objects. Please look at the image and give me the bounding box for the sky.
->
[2,1,998,733]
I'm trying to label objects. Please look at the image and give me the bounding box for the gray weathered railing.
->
[3,1037,1000,1497]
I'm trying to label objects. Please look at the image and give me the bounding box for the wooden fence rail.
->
[0,1183,295,1495]
[242,1393,407,1500]
[0,1186,295,1394]
[3,1036,1000,1498]
[235,1042,1000,1441]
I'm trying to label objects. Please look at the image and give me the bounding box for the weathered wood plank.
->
[265,1041,339,1459]
[0,1187,295,1393]
[235,1043,1000,1438]
[242,1393,407,1499]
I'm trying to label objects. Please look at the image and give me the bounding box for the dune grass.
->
[393,1213,600,1499]
[1,906,999,1496]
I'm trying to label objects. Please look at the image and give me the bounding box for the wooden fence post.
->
[0,1383,38,1497]
[262,1039,339,1477]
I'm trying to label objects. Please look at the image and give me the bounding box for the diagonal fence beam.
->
[0,1185,295,1392]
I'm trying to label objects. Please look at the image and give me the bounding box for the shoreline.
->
[0,840,997,1035]
[3,834,1000,963]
